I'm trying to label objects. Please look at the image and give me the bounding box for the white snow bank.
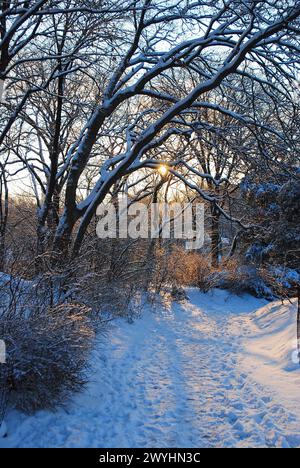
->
[240,298,300,418]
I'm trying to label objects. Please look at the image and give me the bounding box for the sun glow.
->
[158,164,169,177]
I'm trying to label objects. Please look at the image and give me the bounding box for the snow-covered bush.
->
[262,266,300,298]
[0,302,94,414]
[235,174,300,299]
[240,175,300,272]
[217,263,274,299]
[213,260,299,300]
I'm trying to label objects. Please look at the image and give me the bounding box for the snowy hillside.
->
[1,289,299,448]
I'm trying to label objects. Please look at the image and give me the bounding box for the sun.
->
[158,164,169,177]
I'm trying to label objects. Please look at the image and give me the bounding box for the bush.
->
[163,249,287,299]
[0,302,95,414]
[217,259,274,299]
[168,247,211,287]
[216,259,299,299]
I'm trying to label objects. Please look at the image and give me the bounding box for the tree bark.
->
[144,178,165,289]
[297,285,300,364]
[36,68,64,260]
[211,203,221,268]
[0,163,8,271]
[52,106,108,258]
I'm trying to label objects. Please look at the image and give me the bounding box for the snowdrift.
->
[242,298,300,417]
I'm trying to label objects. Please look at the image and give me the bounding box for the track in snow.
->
[2,289,300,448]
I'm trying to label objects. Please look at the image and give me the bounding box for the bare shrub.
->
[0,302,95,414]
[55,238,145,321]
[168,247,218,292]
[196,258,220,293]
[167,251,291,299]
[168,247,202,286]
[4,196,37,278]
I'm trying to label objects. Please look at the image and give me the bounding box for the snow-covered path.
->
[1,289,300,448]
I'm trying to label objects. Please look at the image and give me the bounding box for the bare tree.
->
[50,1,300,257]
[1,2,300,260]
[1,1,127,260]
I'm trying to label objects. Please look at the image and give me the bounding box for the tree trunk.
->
[211,203,221,268]
[107,192,120,282]
[297,285,300,364]
[52,213,77,262]
[36,69,64,263]
[144,179,164,289]
[0,234,5,271]
[0,163,8,271]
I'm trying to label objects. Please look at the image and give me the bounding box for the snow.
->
[239,298,300,421]
[0,422,7,438]
[270,266,300,290]
[0,272,33,311]
[1,289,300,448]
